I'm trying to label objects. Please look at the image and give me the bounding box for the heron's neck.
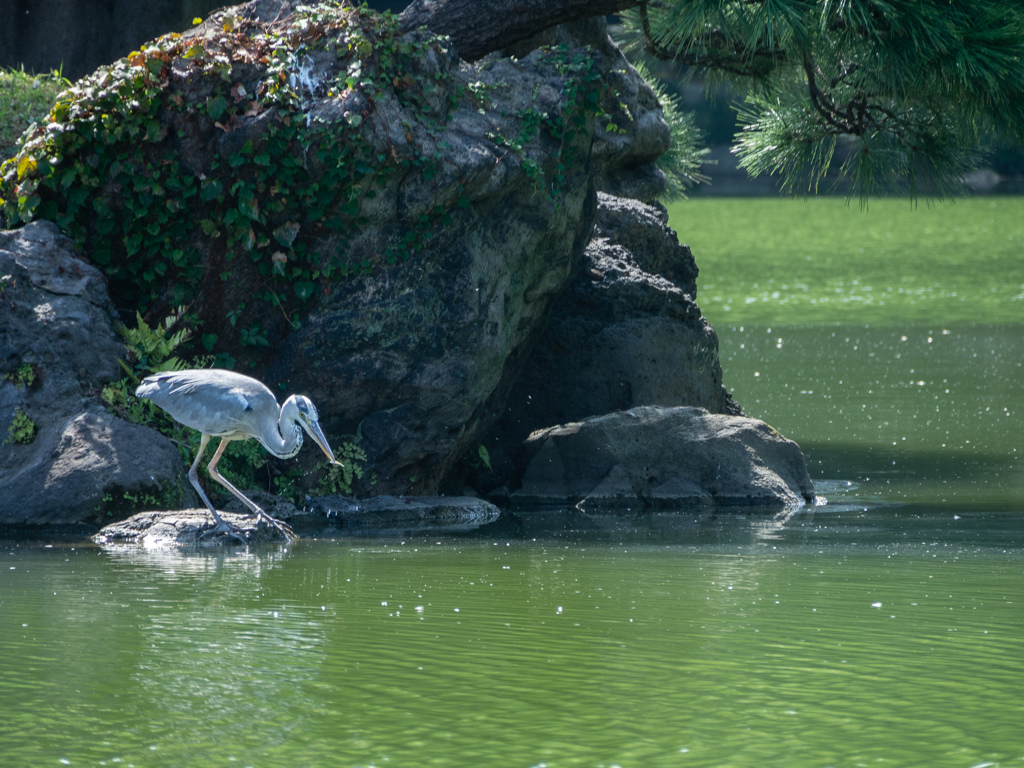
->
[259,410,303,459]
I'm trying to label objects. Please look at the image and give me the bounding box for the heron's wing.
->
[136,369,279,436]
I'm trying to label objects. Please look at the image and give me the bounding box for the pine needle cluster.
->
[622,0,1024,200]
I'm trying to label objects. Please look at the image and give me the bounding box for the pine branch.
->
[637,1,785,77]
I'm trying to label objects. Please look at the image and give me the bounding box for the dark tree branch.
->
[399,0,642,61]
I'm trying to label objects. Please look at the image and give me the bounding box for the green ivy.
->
[2,363,35,389]
[0,4,465,348]
[0,4,606,360]
[5,408,36,445]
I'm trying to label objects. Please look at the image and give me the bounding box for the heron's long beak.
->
[306,419,342,466]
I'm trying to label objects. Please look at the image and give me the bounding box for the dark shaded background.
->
[0,0,405,80]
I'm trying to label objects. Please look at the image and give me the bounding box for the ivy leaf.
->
[294,280,317,300]
[478,445,492,470]
[200,179,223,201]
[146,120,164,142]
[272,221,300,247]
[206,95,228,120]
[16,156,37,181]
[238,193,260,220]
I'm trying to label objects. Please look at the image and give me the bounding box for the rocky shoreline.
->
[1,2,815,543]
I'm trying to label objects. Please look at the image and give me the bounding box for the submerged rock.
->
[512,406,815,510]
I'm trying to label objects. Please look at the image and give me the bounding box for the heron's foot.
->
[199,517,250,546]
[247,509,296,542]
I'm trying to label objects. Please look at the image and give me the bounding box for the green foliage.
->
[115,308,192,376]
[5,408,36,445]
[622,0,1024,201]
[0,66,69,163]
[97,482,184,517]
[315,441,368,497]
[3,363,39,446]
[2,363,36,389]
[477,444,492,471]
[630,60,710,199]
[0,4,472,349]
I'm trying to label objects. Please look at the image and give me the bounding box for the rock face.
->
[0,221,196,526]
[474,193,739,492]
[3,2,673,500]
[243,8,674,495]
[512,406,815,509]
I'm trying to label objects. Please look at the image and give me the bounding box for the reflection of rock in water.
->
[97,535,289,577]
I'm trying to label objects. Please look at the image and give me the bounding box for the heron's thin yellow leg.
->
[185,434,245,544]
[208,438,295,541]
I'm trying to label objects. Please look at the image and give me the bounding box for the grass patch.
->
[0,66,68,162]
[666,196,1024,326]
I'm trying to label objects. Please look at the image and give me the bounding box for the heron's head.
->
[284,395,341,465]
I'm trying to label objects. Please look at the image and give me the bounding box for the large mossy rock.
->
[1,1,672,497]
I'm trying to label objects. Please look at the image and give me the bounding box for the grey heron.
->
[136,368,340,543]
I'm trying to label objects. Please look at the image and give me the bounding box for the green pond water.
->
[2,197,1023,768]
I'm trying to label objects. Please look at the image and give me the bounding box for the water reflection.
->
[99,539,292,574]
[3,509,1023,768]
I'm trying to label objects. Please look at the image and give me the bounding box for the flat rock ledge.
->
[305,495,502,533]
[512,405,815,511]
[93,509,288,546]
[94,495,502,545]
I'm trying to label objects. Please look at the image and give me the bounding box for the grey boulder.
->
[512,406,815,510]
[0,221,195,527]
[93,508,287,546]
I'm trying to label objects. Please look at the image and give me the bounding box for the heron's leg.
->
[207,438,295,541]
[207,437,261,514]
[188,434,220,516]
[190,435,247,545]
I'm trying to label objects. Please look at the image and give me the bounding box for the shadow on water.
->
[802,440,1024,507]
